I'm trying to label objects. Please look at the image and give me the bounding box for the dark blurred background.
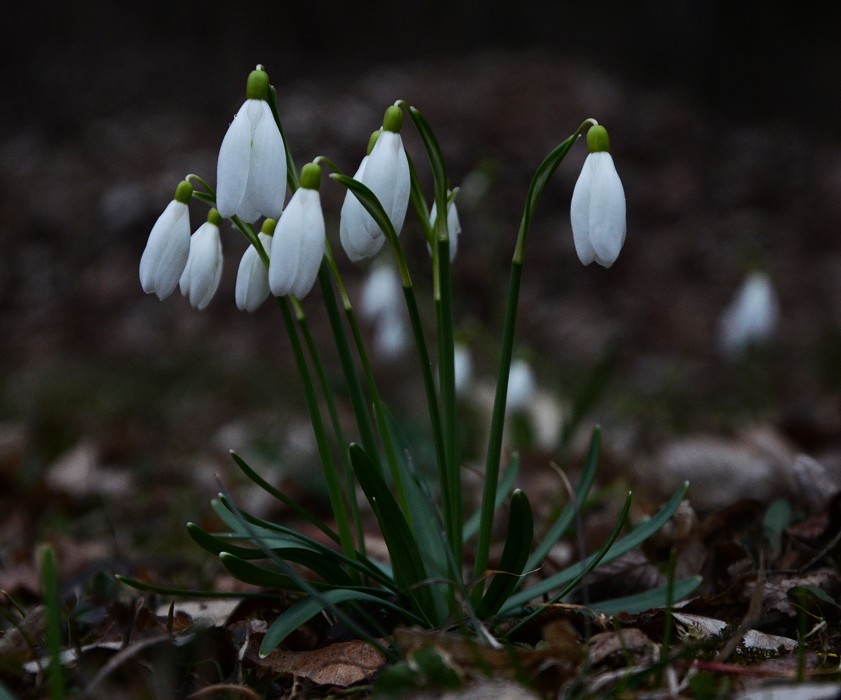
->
[1,1,840,575]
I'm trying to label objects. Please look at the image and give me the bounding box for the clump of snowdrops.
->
[126,65,693,658]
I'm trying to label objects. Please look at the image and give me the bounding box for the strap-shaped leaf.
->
[464,458,520,543]
[477,489,534,618]
[259,588,423,657]
[229,451,340,543]
[589,577,703,615]
[527,427,600,571]
[348,443,434,621]
[501,481,689,613]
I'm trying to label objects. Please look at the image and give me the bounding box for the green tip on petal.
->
[174,180,193,204]
[207,208,222,226]
[261,218,277,235]
[366,129,382,155]
[586,124,611,153]
[382,105,403,133]
[299,162,322,190]
[246,67,270,100]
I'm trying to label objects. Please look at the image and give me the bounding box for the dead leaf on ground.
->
[244,637,386,687]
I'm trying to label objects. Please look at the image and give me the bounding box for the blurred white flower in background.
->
[717,270,780,359]
[359,261,409,359]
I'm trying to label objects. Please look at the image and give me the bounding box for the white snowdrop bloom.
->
[268,164,325,300]
[139,181,193,300]
[235,227,273,313]
[570,125,626,268]
[216,67,286,224]
[179,210,223,310]
[506,359,537,414]
[429,192,462,262]
[360,261,409,359]
[339,155,384,262]
[453,343,473,397]
[340,106,410,263]
[717,270,780,358]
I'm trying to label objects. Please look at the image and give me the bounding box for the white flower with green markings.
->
[179,208,223,310]
[235,221,274,313]
[139,180,193,300]
[268,164,325,299]
[216,66,287,224]
[570,124,626,268]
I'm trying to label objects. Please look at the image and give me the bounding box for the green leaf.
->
[477,490,534,618]
[116,575,261,599]
[501,481,689,612]
[463,456,519,541]
[259,589,421,657]
[589,577,703,615]
[527,426,600,571]
[348,443,435,622]
[219,552,321,591]
[229,451,340,543]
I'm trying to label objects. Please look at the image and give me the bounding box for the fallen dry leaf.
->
[245,637,386,687]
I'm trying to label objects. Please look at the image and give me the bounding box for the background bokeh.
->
[1,1,840,582]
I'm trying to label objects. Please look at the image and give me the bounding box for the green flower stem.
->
[401,101,463,566]
[275,296,356,561]
[268,84,299,192]
[291,291,366,563]
[472,120,596,596]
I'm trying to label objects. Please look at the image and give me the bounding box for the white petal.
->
[587,153,626,268]
[507,359,536,413]
[139,200,191,299]
[246,100,286,220]
[430,198,462,262]
[340,157,386,262]
[360,263,403,321]
[180,222,223,310]
[269,189,325,298]
[570,156,597,266]
[215,101,253,219]
[235,233,271,312]
[365,131,410,235]
[717,271,779,357]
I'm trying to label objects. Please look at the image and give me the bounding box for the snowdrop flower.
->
[359,261,409,359]
[179,208,224,310]
[216,66,286,224]
[717,270,780,358]
[268,163,325,299]
[453,343,473,397]
[570,124,626,268]
[235,219,274,313]
[139,180,193,300]
[429,190,462,262]
[340,106,410,262]
[506,358,537,414]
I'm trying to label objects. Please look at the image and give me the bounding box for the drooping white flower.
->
[176,209,223,310]
[429,190,462,262]
[359,261,409,359]
[717,270,780,358]
[570,125,626,268]
[506,358,537,414]
[139,180,193,300]
[339,106,410,263]
[216,66,286,224]
[268,164,325,299]
[453,343,473,397]
[235,225,274,313]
